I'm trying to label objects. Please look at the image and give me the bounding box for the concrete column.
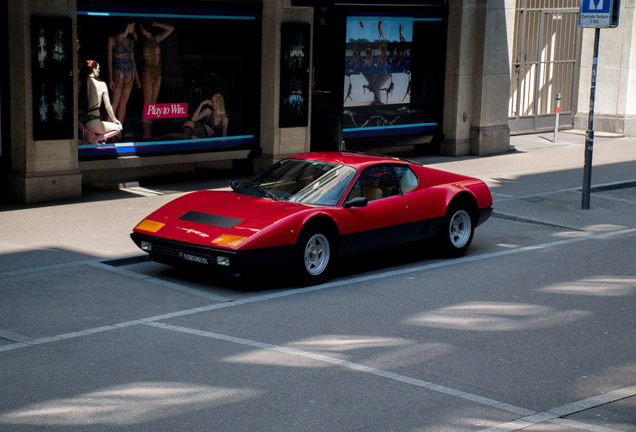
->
[7,0,81,204]
[575,0,636,136]
[442,0,512,156]
[258,0,313,171]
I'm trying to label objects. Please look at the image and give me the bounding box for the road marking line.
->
[145,321,632,432]
[549,385,636,416]
[478,385,636,432]
[494,187,586,203]
[321,227,636,288]
[0,258,99,276]
[88,261,232,302]
[493,179,636,203]
[144,321,534,416]
[590,193,636,205]
[550,418,631,432]
[0,258,231,302]
[0,329,32,343]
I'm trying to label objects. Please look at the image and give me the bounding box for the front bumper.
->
[130,232,295,277]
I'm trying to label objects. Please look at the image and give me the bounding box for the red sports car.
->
[131,152,493,285]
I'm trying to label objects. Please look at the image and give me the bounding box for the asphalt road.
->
[0,133,634,431]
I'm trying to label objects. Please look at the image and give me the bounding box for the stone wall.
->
[575,0,636,136]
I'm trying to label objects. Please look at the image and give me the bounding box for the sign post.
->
[581,28,600,210]
[578,0,620,209]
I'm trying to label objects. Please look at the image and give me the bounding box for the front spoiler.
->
[130,232,295,277]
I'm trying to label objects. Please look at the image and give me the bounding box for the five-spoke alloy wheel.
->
[295,227,334,286]
[437,203,475,257]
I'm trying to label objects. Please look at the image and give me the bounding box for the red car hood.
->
[168,190,305,224]
[135,190,309,249]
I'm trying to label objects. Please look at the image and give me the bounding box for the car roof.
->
[287,152,411,170]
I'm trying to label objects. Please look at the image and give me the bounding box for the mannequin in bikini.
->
[79,60,122,144]
[137,19,174,140]
[107,22,140,135]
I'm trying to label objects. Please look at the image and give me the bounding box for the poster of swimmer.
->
[343,15,415,133]
[342,14,446,139]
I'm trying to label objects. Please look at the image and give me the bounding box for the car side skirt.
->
[340,217,444,257]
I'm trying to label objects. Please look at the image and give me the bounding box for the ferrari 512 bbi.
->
[131,152,493,285]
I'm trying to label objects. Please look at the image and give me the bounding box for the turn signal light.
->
[212,234,248,247]
[135,219,165,233]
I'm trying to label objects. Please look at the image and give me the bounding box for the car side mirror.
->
[230,180,240,190]
[343,197,368,208]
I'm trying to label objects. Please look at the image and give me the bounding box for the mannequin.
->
[137,19,174,140]
[157,93,228,140]
[107,22,140,133]
[79,60,122,144]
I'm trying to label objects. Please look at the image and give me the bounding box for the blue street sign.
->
[579,0,620,28]
[581,0,611,14]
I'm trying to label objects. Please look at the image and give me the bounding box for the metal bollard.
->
[553,93,561,143]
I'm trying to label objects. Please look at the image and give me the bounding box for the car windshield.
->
[234,159,357,206]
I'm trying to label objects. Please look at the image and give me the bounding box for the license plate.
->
[179,252,209,264]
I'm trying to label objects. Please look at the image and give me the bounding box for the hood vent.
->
[178,211,243,228]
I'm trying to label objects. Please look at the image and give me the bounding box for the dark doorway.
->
[310,7,345,152]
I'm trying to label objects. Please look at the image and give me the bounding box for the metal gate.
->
[509,0,582,134]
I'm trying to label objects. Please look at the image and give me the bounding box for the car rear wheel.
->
[437,203,474,257]
[294,227,333,286]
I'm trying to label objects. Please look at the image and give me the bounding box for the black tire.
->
[436,202,475,257]
[293,226,334,286]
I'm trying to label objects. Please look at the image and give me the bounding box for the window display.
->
[32,16,74,141]
[77,5,260,159]
[280,23,310,128]
[343,14,445,141]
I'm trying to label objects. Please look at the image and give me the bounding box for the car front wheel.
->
[294,228,333,286]
[437,204,474,257]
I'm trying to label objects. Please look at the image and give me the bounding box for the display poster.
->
[280,23,310,128]
[343,15,444,140]
[76,5,259,159]
[32,16,74,141]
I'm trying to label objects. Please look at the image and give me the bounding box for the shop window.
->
[76,4,260,160]
[342,14,446,142]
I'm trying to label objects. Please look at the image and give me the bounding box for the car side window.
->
[393,165,419,194]
[346,165,398,202]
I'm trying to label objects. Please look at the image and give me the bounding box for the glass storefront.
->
[309,3,448,151]
[76,3,261,160]
[342,13,446,143]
